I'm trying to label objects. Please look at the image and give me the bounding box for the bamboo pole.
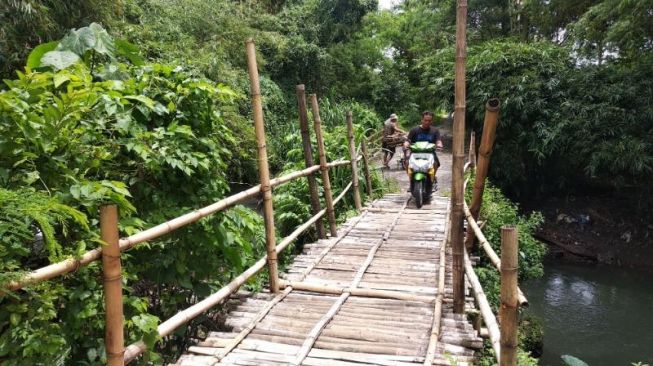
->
[468,131,477,168]
[246,39,279,293]
[345,111,362,211]
[500,226,519,366]
[463,201,528,306]
[310,94,338,237]
[423,202,451,366]
[464,249,501,361]
[465,98,500,251]
[296,84,326,239]
[361,140,373,198]
[100,205,124,366]
[450,0,468,315]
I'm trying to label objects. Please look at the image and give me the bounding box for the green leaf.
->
[53,73,71,88]
[41,51,81,70]
[561,355,589,366]
[26,41,59,69]
[57,27,96,56]
[125,95,156,110]
[87,348,98,361]
[88,23,115,56]
[57,23,115,58]
[115,39,144,66]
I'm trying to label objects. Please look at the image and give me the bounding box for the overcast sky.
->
[378,0,401,10]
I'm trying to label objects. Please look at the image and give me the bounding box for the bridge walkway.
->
[174,191,482,366]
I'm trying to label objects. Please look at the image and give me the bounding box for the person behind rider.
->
[403,111,443,193]
[382,113,406,168]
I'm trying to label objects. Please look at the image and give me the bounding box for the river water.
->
[523,261,653,365]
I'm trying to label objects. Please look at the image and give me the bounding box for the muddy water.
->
[523,261,653,365]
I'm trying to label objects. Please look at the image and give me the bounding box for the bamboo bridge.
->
[6,35,526,366]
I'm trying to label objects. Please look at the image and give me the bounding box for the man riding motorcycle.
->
[403,111,443,203]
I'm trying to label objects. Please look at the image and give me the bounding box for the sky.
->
[378,0,402,10]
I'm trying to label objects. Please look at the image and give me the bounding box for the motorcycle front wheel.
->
[413,180,424,208]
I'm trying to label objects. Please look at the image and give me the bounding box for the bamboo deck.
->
[173,193,482,366]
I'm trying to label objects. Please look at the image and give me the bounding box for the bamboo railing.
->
[5,40,375,366]
[463,99,522,365]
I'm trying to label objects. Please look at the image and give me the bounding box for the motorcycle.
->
[406,141,436,208]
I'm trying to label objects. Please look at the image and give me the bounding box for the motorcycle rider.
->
[403,111,443,197]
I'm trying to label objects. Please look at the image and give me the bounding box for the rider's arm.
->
[404,128,415,149]
[436,139,443,150]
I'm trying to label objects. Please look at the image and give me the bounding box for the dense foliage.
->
[0,21,382,364]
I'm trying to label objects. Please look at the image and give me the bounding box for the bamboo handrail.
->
[6,159,357,291]
[124,182,353,363]
[463,201,528,307]
[464,248,501,361]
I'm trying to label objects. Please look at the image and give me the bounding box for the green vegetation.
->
[2,0,652,364]
[0,19,381,364]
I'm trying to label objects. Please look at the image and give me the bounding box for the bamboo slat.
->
[216,287,293,360]
[100,205,125,366]
[246,39,279,293]
[451,0,469,315]
[278,280,434,303]
[500,226,518,366]
[423,202,450,366]
[464,249,501,361]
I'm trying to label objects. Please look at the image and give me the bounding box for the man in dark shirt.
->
[404,111,443,154]
[403,111,443,194]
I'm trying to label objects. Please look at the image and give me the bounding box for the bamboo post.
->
[246,39,279,293]
[296,84,326,239]
[361,140,373,198]
[309,94,338,237]
[500,225,519,366]
[345,111,362,211]
[468,131,476,168]
[465,98,500,251]
[450,0,468,314]
[100,205,124,366]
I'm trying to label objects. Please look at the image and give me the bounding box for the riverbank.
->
[523,195,653,270]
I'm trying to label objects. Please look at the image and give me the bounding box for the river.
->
[523,261,653,365]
